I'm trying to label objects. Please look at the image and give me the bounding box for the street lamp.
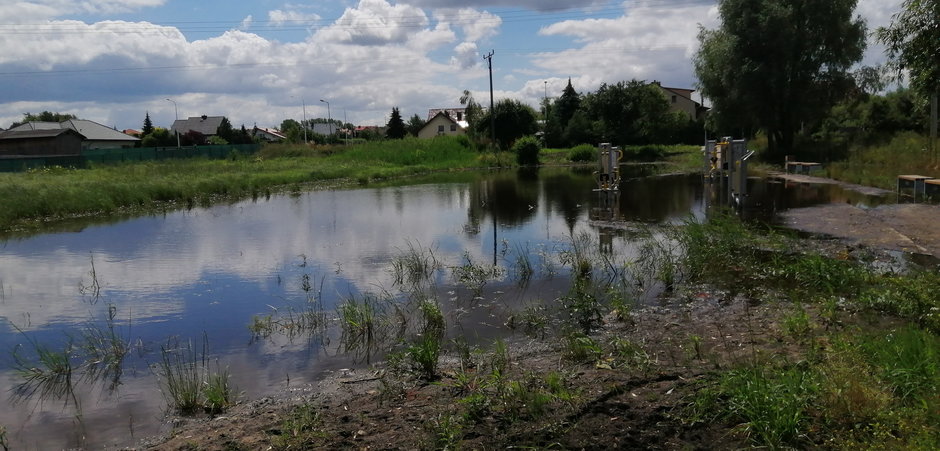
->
[320,99,331,138]
[301,97,308,144]
[165,98,180,149]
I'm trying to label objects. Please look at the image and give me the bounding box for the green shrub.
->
[512,136,541,166]
[567,144,597,162]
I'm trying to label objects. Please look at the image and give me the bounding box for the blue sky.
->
[0,0,903,131]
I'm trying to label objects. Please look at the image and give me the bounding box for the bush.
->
[568,144,596,162]
[513,136,541,166]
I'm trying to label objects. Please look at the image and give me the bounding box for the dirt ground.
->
[143,293,809,451]
[774,173,940,258]
[140,173,938,450]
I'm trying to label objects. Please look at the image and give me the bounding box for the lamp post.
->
[302,98,308,144]
[320,99,331,139]
[165,98,180,149]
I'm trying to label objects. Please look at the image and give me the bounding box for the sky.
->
[0,0,904,131]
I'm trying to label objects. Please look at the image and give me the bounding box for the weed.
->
[270,404,324,449]
[561,279,603,333]
[687,334,703,361]
[452,252,497,296]
[459,393,490,423]
[247,314,275,339]
[391,241,442,287]
[337,294,387,351]
[563,332,602,364]
[607,336,651,370]
[203,365,236,414]
[423,414,464,450]
[11,337,77,406]
[782,306,813,339]
[857,327,940,404]
[406,334,442,381]
[509,305,548,339]
[76,304,129,390]
[156,338,202,414]
[417,299,445,338]
[720,365,818,448]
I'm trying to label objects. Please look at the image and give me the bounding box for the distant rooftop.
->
[10,120,139,142]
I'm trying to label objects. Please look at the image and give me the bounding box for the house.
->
[651,81,709,121]
[171,115,225,138]
[123,129,142,137]
[417,109,468,139]
[10,119,140,149]
[252,126,287,142]
[0,128,86,157]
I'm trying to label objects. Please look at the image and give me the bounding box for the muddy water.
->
[0,167,888,449]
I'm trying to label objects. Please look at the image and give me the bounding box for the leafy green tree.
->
[459,90,483,140]
[583,80,672,145]
[476,99,538,149]
[216,117,235,143]
[280,118,303,143]
[877,0,939,99]
[10,111,77,128]
[386,107,406,139]
[694,0,866,158]
[142,112,154,136]
[406,114,426,137]
[140,127,176,147]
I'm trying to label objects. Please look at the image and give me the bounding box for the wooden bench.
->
[785,161,822,175]
[925,178,940,200]
[897,174,935,202]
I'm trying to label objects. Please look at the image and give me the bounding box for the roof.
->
[0,128,85,140]
[171,116,225,136]
[10,120,139,142]
[420,111,468,133]
[253,127,287,140]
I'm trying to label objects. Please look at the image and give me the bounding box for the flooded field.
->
[0,167,893,449]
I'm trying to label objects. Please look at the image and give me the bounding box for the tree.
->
[10,111,77,128]
[280,118,303,143]
[555,79,581,131]
[476,99,538,149]
[694,0,866,158]
[406,114,426,137]
[877,0,940,99]
[386,107,406,139]
[140,127,176,147]
[459,90,482,139]
[583,80,672,145]
[216,117,235,144]
[142,112,154,136]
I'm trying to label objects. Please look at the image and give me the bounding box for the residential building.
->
[10,119,140,149]
[171,115,225,138]
[0,128,85,156]
[311,123,336,136]
[418,110,467,139]
[651,81,709,121]
[252,126,287,142]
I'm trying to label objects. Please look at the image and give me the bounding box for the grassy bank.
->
[0,136,496,232]
[0,139,705,232]
[826,132,940,189]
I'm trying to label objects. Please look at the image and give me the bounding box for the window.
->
[457,112,463,121]
[438,125,445,132]
[450,124,457,132]
[671,95,677,103]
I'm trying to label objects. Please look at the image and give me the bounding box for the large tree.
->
[406,114,426,137]
[142,112,154,136]
[583,80,672,145]
[694,0,866,158]
[877,0,939,99]
[475,99,538,149]
[386,107,407,139]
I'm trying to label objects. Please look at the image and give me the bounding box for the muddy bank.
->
[772,173,940,258]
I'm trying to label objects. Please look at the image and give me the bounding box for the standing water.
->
[0,167,887,449]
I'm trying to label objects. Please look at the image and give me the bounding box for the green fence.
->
[0,143,261,172]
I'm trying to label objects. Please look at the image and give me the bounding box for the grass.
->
[155,337,237,414]
[827,132,940,190]
[269,404,325,450]
[0,136,492,232]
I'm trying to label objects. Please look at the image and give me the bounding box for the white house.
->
[417,109,468,139]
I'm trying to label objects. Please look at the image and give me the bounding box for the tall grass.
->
[828,132,940,189]
[0,136,486,231]
[155,336,237,414]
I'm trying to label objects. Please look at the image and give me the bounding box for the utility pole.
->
[483,50,495,152]
[931,91,937,165]
[302,98,308,144]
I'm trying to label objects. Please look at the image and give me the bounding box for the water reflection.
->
[0,166,887,449]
